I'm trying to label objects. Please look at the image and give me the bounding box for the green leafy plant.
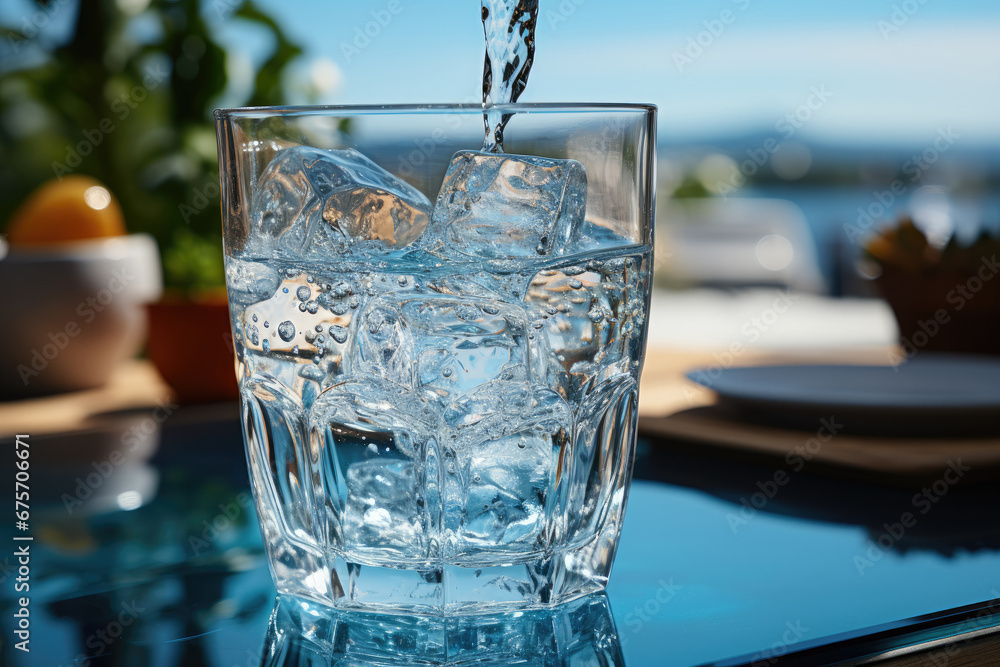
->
[0,0,304,293]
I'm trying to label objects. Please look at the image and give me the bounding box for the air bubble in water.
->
[306,300,319,314]
[296,286,311,301]
[455,304,480,321]
[299,364,324,381]
[277,321,295,341]
[588,306,605,323]
[397,276,408,286]
[349,295,361,309]
[330,326,349,344]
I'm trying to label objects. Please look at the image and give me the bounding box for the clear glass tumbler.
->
[215,103,656,613]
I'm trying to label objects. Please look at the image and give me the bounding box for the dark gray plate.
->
[686,353,1000,436]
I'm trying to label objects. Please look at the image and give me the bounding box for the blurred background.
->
[2,3,1000,665]
[2,0,1000,400]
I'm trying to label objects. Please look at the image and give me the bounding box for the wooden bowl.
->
[876,264,1000,356]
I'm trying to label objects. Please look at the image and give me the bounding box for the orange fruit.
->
[6,175,126,245]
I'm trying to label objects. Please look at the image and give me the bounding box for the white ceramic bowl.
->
[0,234,162,398]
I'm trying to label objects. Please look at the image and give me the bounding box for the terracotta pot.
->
[146,294,238,404]
[875,265,1000,356]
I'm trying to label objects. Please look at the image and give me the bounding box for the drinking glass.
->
[215,103,656,612]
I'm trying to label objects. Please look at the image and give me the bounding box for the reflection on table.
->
[261,593,623,666]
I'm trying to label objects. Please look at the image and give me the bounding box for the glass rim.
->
[213,102,657,120]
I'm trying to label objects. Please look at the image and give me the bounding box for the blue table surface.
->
[1,414,998,666]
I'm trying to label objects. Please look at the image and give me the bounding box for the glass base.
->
[260,590,624,665]
[269,526,623,613]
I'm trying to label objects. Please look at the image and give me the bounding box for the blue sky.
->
[4,0,1000,144]
[243,0,1000,145]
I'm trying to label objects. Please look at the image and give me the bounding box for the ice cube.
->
[442,380,571,444]
[249,146,431,258]
[351,293,536,402]
[426,151,587,259]
[524,263,621,401]
[440,381,572,551]
[460,429,552,547]
[225,256,281,304]
[311,378,442,559]
[309,376,439,457]
[343,459,421,552]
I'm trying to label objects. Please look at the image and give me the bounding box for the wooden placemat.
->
[636,347,1000,485]
[0,360,174,439]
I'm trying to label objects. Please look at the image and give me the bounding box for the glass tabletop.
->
[1,409,998,666]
